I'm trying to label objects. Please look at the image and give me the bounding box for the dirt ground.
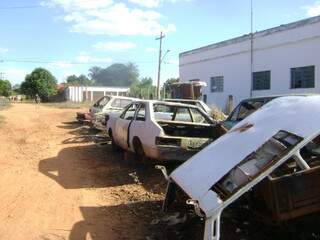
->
[1,103,320,240]
[0,103,173,240]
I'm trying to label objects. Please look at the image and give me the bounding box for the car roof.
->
[241,93,319,102]
[169,95,320,214]
[108,95,138,100]
[164,99,202,103]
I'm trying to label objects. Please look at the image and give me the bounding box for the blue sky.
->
[0,0,319,86]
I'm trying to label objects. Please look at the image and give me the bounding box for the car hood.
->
[168,95,320,216]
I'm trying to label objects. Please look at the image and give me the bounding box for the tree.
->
[130,77,156,99]
[163,78,179,98]
[89,62,139,87]
[20,68,57,101]
[66,74,92,85]
[0,80,12,97]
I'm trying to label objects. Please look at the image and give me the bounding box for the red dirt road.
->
[0,103,165,240]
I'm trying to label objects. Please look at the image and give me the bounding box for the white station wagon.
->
[161,95,320,240]
[106,100,225,161]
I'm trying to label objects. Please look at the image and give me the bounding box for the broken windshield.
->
[212,130,303,200]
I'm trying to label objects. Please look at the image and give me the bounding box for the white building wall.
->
[179,17,320,111]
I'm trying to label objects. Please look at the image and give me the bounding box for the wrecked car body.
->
[162,96,320,240]
[107,100,226,161]
[76,95,137,130]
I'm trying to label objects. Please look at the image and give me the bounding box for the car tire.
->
[109,130,122,152]
[132,137,147,163]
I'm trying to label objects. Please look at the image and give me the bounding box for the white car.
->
[161,95,320,240]
[80,95,137,130]
[164,99,212,117]
[107,100,225,161]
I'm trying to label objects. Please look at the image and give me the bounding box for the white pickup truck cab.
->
[107,100,225,161]
[162,95,320,240]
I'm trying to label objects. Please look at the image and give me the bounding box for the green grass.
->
[40,101,92,109]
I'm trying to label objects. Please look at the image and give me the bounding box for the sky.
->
[0,0,319,86]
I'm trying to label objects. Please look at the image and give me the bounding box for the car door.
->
[114,103,137,150]
[128,103,148,151]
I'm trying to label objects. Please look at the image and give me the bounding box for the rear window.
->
[153,104,209,124]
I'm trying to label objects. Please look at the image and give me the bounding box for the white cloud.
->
[0,48,8,54]
[303,1,320,17]
[76,53,112,64]
[41,0,114,11]
[43,1,176,36]
[128,0,192,8]
[129,0,160,8]
[146,47,156,52]
[93,41,136,51]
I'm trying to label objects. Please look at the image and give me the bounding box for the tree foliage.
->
[0,80,12,97]
[89,62,139,87]
[20,68,57,101]
[163,78,179,98]
[66,74,92,85]
[130,77,156,99]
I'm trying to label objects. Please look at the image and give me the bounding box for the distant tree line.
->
[6,62,179,101]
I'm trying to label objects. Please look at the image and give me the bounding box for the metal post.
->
[250,0,254,97]
[156,32,165,100]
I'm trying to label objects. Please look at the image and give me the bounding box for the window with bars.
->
[291,66,315,89]
[253,71,271,91]
[211,76,224,92]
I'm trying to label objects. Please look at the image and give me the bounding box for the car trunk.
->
[157,121,227,139]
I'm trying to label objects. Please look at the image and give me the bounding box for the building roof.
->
[180,15,320,57]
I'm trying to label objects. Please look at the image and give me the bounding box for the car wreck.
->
[160,95,320,240]
[107,100,227,161]
[76,95,137,130]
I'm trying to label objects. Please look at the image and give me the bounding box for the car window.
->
[173,107,192,122]
[237,100,264,121]
[95,96,110,108]
[120,99,132,108]
[111,99,121,108]
[212,130,303,200]
[135,104,146,121]
[154,104,174,121]
[120,104,137,120]
[190,108,209,123]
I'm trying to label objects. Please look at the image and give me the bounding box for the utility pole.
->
[156,31,165,100]
[250,0,254,97]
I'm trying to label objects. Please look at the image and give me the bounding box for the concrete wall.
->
[179,17,320,111]
[66,86,129,102]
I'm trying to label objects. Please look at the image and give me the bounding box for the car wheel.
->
[109,130,122,152]
[133,137,147,163]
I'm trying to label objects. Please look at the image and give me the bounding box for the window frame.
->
[290,65,315,89]
[252,70,271,91]
[211,76,224,93]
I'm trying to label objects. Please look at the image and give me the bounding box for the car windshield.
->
[94,96,111,108]
[229,100,265,121]
[153,104,210,124]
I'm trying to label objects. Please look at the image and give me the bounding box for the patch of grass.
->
[41,101,92,109]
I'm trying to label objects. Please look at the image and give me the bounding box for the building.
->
[179,15,320,111]
[66,86,130,102]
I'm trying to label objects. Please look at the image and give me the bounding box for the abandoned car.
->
[160,95,320,240]
[164,99,213,117]
[76,95,137,130]
[106,100,226,161]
